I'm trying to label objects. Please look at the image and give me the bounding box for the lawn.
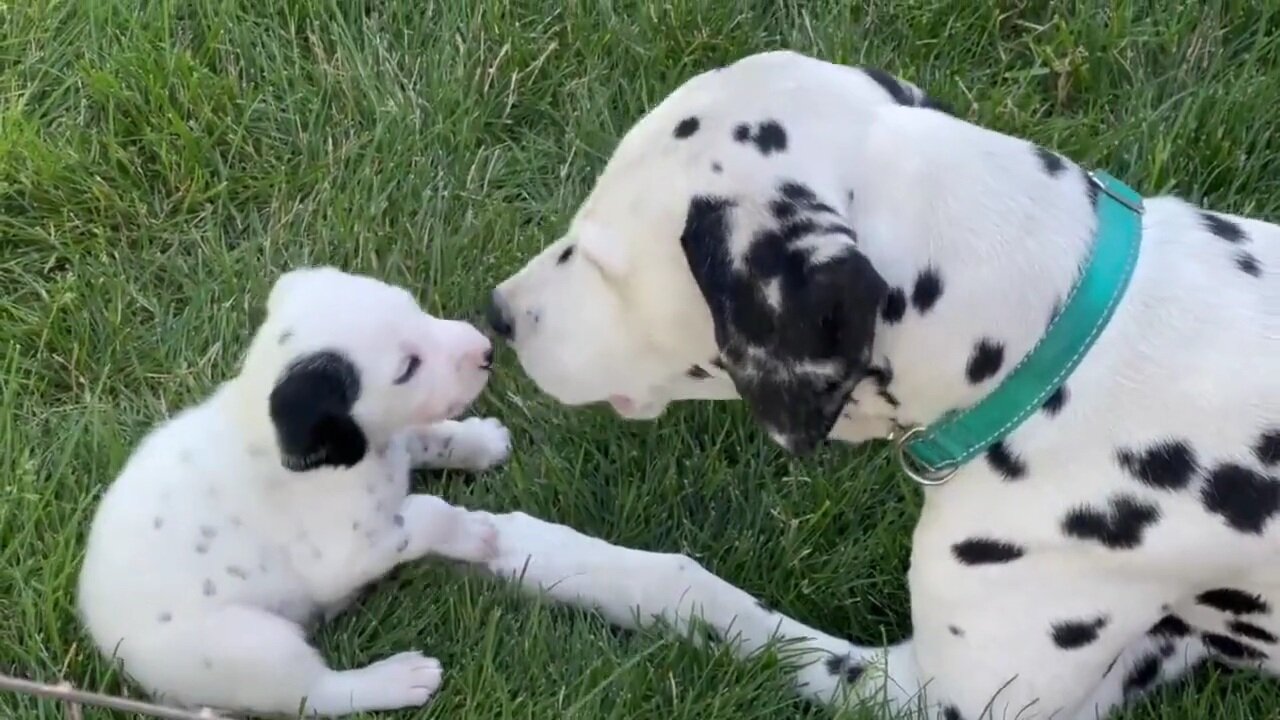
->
[3,0,1280,718]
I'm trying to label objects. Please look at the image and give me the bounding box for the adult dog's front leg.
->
[482,510,928,717]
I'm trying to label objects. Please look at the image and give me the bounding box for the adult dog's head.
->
[239,267,494,472]
[489,51,937,454]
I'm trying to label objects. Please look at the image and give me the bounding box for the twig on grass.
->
[0,673,233,719]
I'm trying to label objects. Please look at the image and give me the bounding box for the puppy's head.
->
[489,53,893,455]
[246,267,492,472]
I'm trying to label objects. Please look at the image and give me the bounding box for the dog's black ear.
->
[268,350,367,471]
[681,187,887,455]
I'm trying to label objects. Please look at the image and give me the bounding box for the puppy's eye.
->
[394,355,421,385]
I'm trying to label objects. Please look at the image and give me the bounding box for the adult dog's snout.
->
[486,291,514,342]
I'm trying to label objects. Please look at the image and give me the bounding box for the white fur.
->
[77,267,512,717]
[485,50,1280,719]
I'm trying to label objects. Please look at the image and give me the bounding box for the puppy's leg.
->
[404,417,511,471]
[481,510,925,716]
[120,605,441,716]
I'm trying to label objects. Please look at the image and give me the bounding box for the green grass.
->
[2,0,1280,717]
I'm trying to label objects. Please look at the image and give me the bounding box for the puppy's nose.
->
[481,348,494,370]
[486,291,514,342]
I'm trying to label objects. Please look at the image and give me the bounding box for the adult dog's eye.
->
[394,355,421,384]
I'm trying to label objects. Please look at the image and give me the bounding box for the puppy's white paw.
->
[313,651,443,713]
[406,417,512,472]
[454,417,511,470]
[358,651,443,708]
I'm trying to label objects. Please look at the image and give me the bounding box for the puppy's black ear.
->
[268,350,367,471]
[681,187,887,455]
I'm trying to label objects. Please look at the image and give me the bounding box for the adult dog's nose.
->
[486,291,514,342]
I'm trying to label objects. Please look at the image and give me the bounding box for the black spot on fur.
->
[226,565,248,580]
[881,287,907,324]
[686,365,711,379]
[202,579,217,597]
[1051,615,1109,649]
[393,513,405,527]
[949,625,964,637]
[153,517,164,530]
[1196,588,1270,616]
[911,267,943,313]
[269,350,367,472]
[158,612,172,623]
[1062,494,1161,550]
[1256,430,1280,467]
[396,537,409,553]
[1200,211,1247,243]
[1122,652,1162,697]
[195,542,209,554]
[1042,385,1068,415]
[711,162,722,174]
[985,440,1027,480]
[1116,440,1199,491]
[556,245,575,265]
[1035,146,1066,176]
[278,330,293,344]
[942,706,963,720]
[862,67,915,105]
[1202,632,1268,661]
[1236,251,1262,277]
[732,120,788,156]
[952,538,1025,565]
[965,339,1005,384]
[824,653,864,684]
[1229,620,1278,643]
[674,116,700,139]
[1201,463,1280,534]
[200,525,217,539]
[1149,615,1192,638]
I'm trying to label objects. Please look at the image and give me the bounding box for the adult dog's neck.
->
[828,105,1102,444]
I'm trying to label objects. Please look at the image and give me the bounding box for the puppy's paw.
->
[453,417,511,471]
[406,417,512,472]
[358,651,443,708]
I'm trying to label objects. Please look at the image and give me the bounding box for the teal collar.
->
[891,170,1144,486]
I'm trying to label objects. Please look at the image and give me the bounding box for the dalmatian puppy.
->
[77,266,511,717]
[480,50,1280,720]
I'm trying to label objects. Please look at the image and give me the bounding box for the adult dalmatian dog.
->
[478,50,1280,719]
